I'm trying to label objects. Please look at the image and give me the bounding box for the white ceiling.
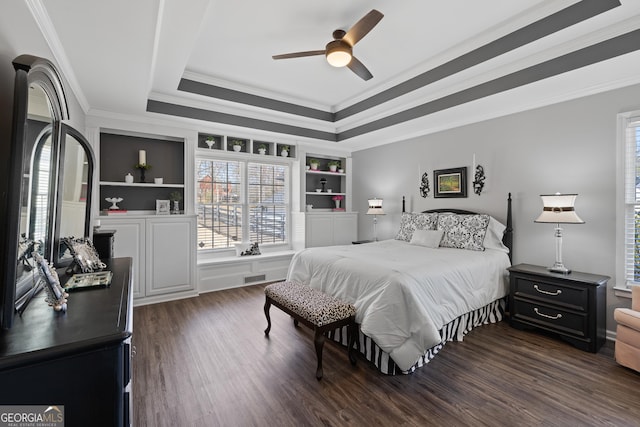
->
[3,0,640,150]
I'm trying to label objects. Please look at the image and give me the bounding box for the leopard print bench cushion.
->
[265,281,356,327]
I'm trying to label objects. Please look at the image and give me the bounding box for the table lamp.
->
[534,193,584,274]
[367,198,385,241]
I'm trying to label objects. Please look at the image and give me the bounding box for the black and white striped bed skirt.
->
[327,297,506,375]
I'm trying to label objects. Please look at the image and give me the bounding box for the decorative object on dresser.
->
[508,263,608,353]
[534,193,584,274]
[61,237,107,274]
[33,252,68,312]
[613,286,640,372]
[366,197,385,241]
[434,167,467,198]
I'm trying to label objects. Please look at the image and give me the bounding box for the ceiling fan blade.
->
[342,9,384,46]
[347,56,373,81]
[272,50,326,60]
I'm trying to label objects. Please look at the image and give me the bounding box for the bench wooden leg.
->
[264,297,272,336]
[314,329,325,380]
[348,320,358,365]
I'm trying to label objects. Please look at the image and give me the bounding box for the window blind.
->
[624,118,640,286]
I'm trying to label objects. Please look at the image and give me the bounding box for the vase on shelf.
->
[334,200,341,209]
[172,200,180,214]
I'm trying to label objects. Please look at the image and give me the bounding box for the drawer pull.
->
[534,284,562,296]
[534,307,562,320]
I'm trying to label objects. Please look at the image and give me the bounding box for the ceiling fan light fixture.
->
[325,40,352,67]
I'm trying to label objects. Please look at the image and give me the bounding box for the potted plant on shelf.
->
[231,139,243,152]
[258,144,267,155]
[280,145,290,157]
[205,136,216,149]
[169,191,182,214]
[332,194,344,209]
[309,158,320,170]
[328,160,341,172]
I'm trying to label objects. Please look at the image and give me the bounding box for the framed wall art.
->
[434,167,467,198]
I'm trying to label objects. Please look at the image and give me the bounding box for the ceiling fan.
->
[272,9,384,81]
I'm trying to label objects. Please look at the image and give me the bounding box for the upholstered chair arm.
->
[633,286,640,312]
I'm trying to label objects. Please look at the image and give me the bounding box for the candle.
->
[139,150,146,165]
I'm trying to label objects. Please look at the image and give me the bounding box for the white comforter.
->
[286,239,511,371]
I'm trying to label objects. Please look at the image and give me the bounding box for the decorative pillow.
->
[483,217,510,253]
[409,229,444,248]
[437,214,490,251]
[395,212,438,242]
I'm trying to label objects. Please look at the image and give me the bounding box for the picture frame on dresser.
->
[156,199,170,215]
[434,167,467,198]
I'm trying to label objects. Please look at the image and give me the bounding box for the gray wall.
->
[352,84,640,334]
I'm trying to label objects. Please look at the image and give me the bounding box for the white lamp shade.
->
[534,193,584,224]
[367,198,385,215]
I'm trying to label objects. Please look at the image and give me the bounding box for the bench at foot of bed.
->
[264,281,357,380]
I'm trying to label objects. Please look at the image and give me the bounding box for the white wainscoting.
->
[197,251,295,293]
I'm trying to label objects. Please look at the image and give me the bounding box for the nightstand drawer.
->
[512,299,588,338]
[512,277,588,312]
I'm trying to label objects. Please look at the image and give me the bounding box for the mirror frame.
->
[52,124,95,265]
[2,55,88,329]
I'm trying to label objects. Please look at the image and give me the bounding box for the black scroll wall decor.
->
[473,165,485,196]
[419,172,430,198]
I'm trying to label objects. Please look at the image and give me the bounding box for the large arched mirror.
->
[1,55,95,329]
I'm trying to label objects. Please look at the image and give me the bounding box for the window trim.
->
[195,151,291,256]
[616,111,638,297]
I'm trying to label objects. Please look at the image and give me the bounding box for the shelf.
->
[305,170,346,176]
[100,181,184,188]
[305,192,346,196]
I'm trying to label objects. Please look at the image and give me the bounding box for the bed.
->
[286,194,513,374]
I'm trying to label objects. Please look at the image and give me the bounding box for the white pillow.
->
[409,229,444,248]
[483,217,510,253]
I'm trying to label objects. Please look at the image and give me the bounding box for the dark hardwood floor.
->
[132,284,640,426]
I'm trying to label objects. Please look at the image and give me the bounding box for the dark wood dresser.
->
[0,257,133,426]
[508,263,608,353]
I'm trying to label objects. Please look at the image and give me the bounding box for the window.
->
[196,158,288,250]
[621,113,640,288]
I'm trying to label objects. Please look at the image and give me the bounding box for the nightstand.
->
[508,263,608,353]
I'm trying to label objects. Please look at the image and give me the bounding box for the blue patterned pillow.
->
[395,212,439,242]
[437,214,490,251]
